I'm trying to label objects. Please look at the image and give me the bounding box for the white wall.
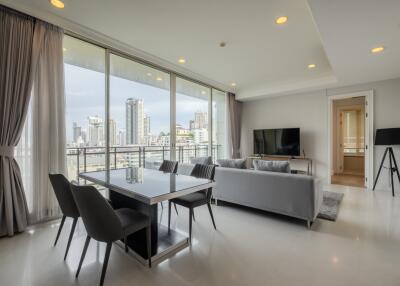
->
[241,77,400,192]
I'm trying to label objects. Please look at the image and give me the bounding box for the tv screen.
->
[254,128,300,156]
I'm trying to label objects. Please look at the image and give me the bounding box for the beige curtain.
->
[29,22,66,223]
[227,93,242,159]
[0,7,38,236]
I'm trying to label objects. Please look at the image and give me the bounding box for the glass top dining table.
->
[79,167,215,205]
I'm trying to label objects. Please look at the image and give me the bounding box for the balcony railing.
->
[66,144,222,181]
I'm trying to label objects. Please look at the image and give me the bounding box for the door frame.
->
[327,90,374,188]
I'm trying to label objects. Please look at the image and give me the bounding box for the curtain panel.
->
[227,93,243,159]
[0,5,65,235]
[0,6,37,237]
[30,22,66,223]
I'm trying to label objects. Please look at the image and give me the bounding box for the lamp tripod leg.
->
[389,148,400,197]
[389,150,394,197]
[373,147,389,190]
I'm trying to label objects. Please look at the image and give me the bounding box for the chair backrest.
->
[190,164,216,201]
[70,183,123,242]
[159,160,178,173]
[48,174,80,218]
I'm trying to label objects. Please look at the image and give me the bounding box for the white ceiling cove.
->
[1,0,399,101]
[308,0,400,87]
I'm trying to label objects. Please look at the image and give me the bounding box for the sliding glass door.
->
[109,53,170,169]
[63,35,228,180]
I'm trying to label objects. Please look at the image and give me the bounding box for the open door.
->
[328,91,374,189]
[332,97,366,187]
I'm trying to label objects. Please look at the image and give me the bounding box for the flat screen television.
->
[254,128,300,156]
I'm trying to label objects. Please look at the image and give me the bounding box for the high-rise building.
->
[88,116,104,146]
[81,130,87,144]
[72,122,82,143]
[109,119,117,147]
[194,111,208,129]
[144,115,151,136]
[126,98,144,145]
[193,128,208,144]
[117,130,126,146]
[189,120,195,130]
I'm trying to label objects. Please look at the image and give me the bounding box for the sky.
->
[65,64,208,141]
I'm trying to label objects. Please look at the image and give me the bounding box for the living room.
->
[1,1,400,286]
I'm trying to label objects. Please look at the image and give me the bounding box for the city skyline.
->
[65,63,208,143]
[69,108,209,147]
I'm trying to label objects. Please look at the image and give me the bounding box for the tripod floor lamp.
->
[373,128,400,197]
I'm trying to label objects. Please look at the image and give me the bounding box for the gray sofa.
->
[213,167,323,227]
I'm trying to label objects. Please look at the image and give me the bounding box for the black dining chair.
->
[159,160,179,215]
[49,174,80,261]
[70,183,151,286]
[159,160,178,173]
[168,164,216,243]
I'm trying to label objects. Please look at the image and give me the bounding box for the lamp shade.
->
[375,128,400,145]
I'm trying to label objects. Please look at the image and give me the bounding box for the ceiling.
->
[1,0,399,101]
[308,0,400,87]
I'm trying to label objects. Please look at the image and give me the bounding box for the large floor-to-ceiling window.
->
[63,35,227,180]
[212,89,228,160]
[63,36,106,180]
[176,77,211,163]
[110,53,171,169]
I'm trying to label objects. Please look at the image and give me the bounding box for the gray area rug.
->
[317,191,344,221]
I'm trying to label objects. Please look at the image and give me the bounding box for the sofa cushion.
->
[216,158,247,169]
[190,156,212,165]
[177,163,195,176]
[253,160,291,173]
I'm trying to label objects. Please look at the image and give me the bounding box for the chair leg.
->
[54,215,66,246]
[174,203,179,215]
[207,203,216,230]
[189,208,193,244]
[168,201,172,233]
[76,235,91,278]
[124,236,128,253]
[192,209,196,222]
[64,217,78,260]
[146,226,152,268]
[100,242,112,286]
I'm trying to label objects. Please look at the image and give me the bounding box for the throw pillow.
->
[253,160,291,173]
[216,158,247,169]
[190,156,213,165]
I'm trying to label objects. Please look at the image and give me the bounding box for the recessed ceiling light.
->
[147,72,152,76]
[275,16,288,25]
[231,83,237,87]
[371,46,385,53]
[156,77,163,81]
[308,64,316,69]
[178,58,186,64]
[63,47,67,52]
[50,0,65,9]
[201,91,206,95]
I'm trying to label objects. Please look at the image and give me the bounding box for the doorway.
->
[328,91,374,188]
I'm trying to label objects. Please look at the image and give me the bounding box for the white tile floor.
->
[1,185,400,286]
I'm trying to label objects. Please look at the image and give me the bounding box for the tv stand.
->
[248,155,313,176]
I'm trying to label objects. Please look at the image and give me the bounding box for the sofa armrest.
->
[312,178,323,221]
